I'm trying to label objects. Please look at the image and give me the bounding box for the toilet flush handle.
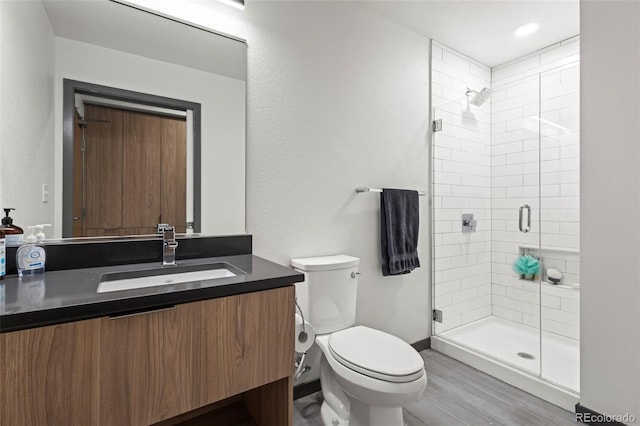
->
[351,272,360,279]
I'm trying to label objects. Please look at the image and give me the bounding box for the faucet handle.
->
[160,224,178,267]
[158,223,176,236]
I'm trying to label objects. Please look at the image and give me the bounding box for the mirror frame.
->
[62,79,202,237]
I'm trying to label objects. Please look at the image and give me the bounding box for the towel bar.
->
[355,187,427,196]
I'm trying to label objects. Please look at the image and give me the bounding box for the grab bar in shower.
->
[519,204,531,233]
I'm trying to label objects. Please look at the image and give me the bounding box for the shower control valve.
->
[462,213,477,233]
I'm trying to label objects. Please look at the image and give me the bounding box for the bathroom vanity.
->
[0,236,303,426]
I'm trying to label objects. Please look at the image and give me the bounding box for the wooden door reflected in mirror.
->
[73,105,186,237]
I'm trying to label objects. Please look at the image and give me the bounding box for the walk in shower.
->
[430,38,580,408]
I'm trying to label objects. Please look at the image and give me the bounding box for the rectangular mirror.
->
[0,0,247,239]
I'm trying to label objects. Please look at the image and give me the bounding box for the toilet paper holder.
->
[295,298,306,335]
[294,307,315,352]
[294,298,313,380]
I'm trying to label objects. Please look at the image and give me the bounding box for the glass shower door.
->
[538,62,581,393]
[489,74,542,376]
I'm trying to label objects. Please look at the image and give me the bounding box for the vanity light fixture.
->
[217,0,245,10]
[514,22,539,37]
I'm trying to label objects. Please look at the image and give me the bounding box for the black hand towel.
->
[381,188,420,276]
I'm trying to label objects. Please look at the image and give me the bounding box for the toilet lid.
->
[328,326,424,383]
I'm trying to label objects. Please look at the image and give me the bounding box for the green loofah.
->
[513,255,540,278]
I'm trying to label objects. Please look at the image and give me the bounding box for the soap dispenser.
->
[16,226,46,277]
[1,208,24,245]
[35,224,52,241]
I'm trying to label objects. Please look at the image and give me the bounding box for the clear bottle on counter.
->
[16,226,46,277]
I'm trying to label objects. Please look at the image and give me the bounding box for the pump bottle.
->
[1,208,24,245]
[35,224,52,241]
[16,226,46,277]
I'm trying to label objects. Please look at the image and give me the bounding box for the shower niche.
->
[430,39,580,406]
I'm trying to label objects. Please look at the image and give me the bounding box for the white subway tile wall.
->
[432,41,493,334]
[432,37,580,341]
[490,37,580,340]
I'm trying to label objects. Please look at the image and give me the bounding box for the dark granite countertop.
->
[0,255,304,333]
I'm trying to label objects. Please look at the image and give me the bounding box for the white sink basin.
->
[97,264,237,293]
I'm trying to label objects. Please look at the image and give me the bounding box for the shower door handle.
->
[519,204,531,233]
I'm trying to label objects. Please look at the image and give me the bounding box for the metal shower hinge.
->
[432,119,442,133]
[433,309,443,323]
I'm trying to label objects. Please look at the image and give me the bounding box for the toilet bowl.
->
[316,327,427,426]
[291,255,427,426]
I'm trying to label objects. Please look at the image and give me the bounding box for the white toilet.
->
[292,255,427,426]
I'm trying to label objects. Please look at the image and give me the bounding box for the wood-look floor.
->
[293,349,577,426]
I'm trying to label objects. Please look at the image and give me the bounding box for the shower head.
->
[466,87,492,106]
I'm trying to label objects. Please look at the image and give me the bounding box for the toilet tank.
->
[291,255,359,335]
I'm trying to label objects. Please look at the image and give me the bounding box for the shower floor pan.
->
[432,316,579,411]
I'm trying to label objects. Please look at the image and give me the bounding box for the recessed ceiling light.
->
[514,23,539,37]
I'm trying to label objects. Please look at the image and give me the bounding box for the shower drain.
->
[517,352,535,360]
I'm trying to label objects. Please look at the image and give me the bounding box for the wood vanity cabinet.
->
[0,286,295,426]
[0,316,101,425]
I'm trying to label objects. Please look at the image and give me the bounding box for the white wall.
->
[431,41,493,334]
[0,1,55,233]
[54,37,246,237]
[244,2,431,344]
[581,0,640,419]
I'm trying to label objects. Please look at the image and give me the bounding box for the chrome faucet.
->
[158,224,178,266]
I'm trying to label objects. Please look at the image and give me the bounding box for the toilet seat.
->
[328,326,424,383]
